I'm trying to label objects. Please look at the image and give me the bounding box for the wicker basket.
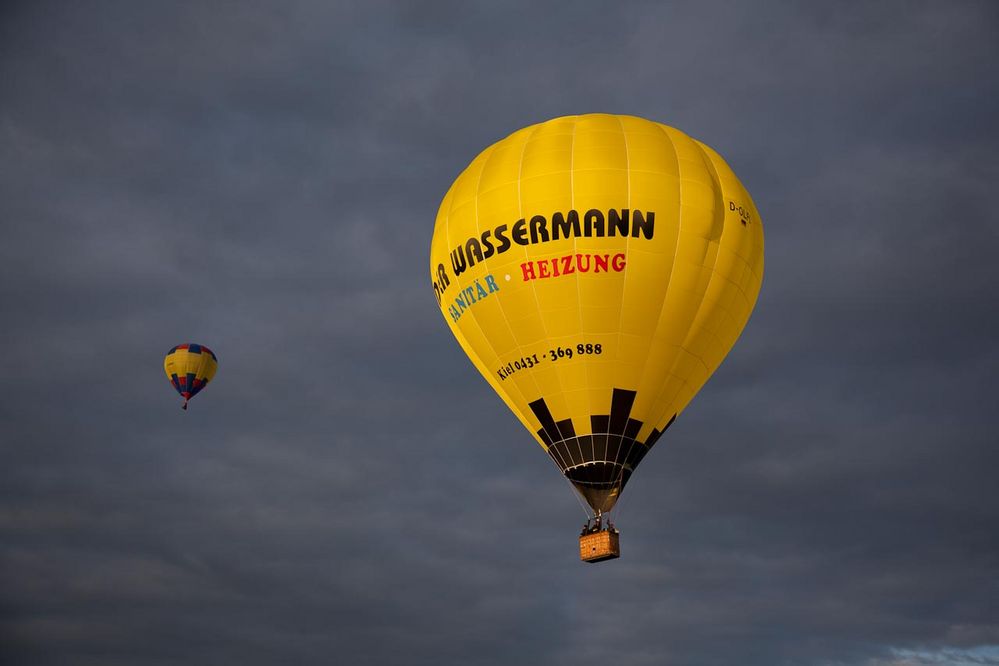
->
[579,529,620,562]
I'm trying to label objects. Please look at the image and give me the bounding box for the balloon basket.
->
[579,528,620,563]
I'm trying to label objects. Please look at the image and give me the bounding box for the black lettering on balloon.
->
[494,224,511,254]
[465,236,484,266]
[608,209,629,237]
[481,229,495,259]
[512,218,529,245]
[529,215,549,244]
[552,210,580,240]
[632,210,654,239]
[450,246,467,276]
[584,209,605,237]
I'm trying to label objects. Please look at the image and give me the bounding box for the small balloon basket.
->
[579,517,620,563]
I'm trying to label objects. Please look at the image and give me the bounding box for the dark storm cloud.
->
[2,1,997,665]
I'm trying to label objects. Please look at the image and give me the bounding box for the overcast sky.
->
[2,1,998,665]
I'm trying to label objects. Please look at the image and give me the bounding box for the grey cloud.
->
[2,1,997,665]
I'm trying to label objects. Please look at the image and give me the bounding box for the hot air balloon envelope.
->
[429,114,764,517]
[164,343,218,410]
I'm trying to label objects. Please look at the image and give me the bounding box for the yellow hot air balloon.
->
[429,114,764,560]
[164,344,218,410]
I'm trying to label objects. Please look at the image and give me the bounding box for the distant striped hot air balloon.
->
[164,344,218,410]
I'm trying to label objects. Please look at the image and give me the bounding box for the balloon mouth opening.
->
[564,462,633,514]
